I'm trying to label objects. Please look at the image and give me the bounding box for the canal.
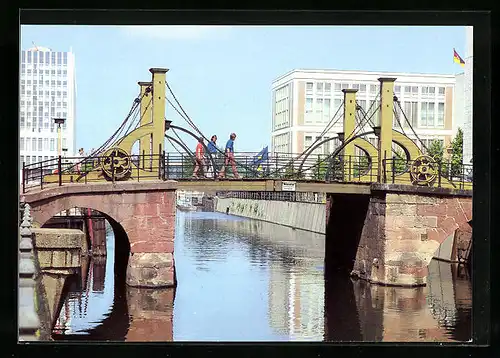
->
[51,210,472,342]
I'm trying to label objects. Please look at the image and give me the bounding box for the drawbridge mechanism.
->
[100,147,132,181]
[409,155,438,186]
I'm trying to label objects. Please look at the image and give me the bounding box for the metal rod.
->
[392,156,396,184]
[22,161,25,194]
[58,155,62,186]
[142,150,145,170]
[40,161,43,190]
[166,153,169,180]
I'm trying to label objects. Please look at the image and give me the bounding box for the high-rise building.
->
[19,46,77,168]
[462,26,473,165]
[271,69,461,157]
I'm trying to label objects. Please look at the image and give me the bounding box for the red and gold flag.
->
[453,48,465,67]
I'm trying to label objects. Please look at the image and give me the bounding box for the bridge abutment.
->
[326,186,472,287]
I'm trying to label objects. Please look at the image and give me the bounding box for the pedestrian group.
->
[192,133,240,179]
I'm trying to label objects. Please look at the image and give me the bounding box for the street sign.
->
[282,181,296,192]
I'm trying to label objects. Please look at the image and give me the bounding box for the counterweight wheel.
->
[100,147,132,181]
[410,155,437,186]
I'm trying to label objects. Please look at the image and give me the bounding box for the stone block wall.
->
[347,192,472,287]
[32,228,84,269]
[215,197,326,234]
[26,187,177,288]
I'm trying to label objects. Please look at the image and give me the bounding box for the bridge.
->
[20,67,472,291]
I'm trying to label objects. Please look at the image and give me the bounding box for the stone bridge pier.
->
[325,184,472,287]
[23,182,178,288]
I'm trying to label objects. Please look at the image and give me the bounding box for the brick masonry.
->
[348,192,472,287]
[25,188,177,288]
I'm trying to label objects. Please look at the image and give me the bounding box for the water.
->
[51,210,472,342]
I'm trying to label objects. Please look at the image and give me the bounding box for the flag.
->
[253,146,269,166]
[453,48,465,67]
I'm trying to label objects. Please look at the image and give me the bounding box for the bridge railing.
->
[216,191,327,204]
[382,157,473,189]
[22,152,475,192]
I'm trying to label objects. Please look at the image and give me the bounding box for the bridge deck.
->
[21,179,471,204]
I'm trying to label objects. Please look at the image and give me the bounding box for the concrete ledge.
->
[32,228,84,249]
[370,183,472,197]
[126,253,176,288]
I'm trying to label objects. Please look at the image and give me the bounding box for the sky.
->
[20,25,467,153]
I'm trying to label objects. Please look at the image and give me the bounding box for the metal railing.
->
[382,157,473,189]
[216,191,327,204]
[21,152,473,192]
[19,203,41,341]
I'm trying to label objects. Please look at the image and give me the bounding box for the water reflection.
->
[51,210,471,342]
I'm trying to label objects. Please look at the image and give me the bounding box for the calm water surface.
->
[52,210,471,342]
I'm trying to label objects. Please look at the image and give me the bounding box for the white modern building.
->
[19,45,77,167]
[462,26,473,165]
[271,69,463,158]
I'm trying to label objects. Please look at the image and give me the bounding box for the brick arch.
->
[27,190,176,254]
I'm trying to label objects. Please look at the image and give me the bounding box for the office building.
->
[271,69,462,157]
[19,45,77,167]
[462,26,473,165]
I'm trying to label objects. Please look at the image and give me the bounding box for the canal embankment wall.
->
[214,197,326,234]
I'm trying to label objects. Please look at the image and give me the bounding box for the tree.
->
[450,128,463,178]
[311,155,328,180]
[283,163,305,180]
[393,148,407,175]
[181,154,195,177]
[353,154,370,178]
[426,139,447,179]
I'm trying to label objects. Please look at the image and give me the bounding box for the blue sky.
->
[20,25,466,152]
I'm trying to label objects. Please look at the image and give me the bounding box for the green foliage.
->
[311,156,328,180]
[353,155,370,177]
[426,139,448,177]
[283,163,306,180]
[392,148,408,175]
[182,154,195,176]
[450,128,464,177]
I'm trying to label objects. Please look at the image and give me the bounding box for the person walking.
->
[206,135,218,178]
[76,148,85,174]
[218,133,240,179]
[192,137,206,178]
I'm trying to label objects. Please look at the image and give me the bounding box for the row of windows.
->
[19,137,67,152]
[20,116,68,132]
[22,51,68,66]
[21,68,68,75]
[20,101,67,108]
[21,79,68,86]
[274,111,290,130]
[20,155,58,166]
[275,85,290,101]
[305,81,447,97]
[273,132,290,154]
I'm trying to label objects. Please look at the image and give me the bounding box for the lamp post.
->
[53,118,66,157]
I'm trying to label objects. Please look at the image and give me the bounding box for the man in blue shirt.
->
[218,133,240,179]
[206,135,218,178]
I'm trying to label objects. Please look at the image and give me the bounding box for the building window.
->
[57,52,62,65]
[26,156,30,165]
[20,156,25,166]
[27,51,32,63]
[420,102,435,127]
[63,52,67,65]
[403,101,419,128]
[316,98,323,115]
[429,87,435,94]
[306,82,313,94]
[352,84,360,90]
[359,84,366,92]
[44,138,48,150]
[62,138,67,149]
[33,52,38,63]
[38,138,43,151]
[31,156,36,163]
[316,82,323,93]
[438,87,445,95]
[44,156,48,161]
[358,100,367,112]
[437,103,445,127]
[20,116,25,129]
[38,156,42,162]
[370,84,377,93]
[32,138,36,151]
[21,51,25,63]
[20,137,24,151]
[341,83,349,90]
[334,83,341,91]
[305,97,313,113]
[50,138,55,151]
[305,135,313,150]
[325,82,331,94]
[394,85,401,94]
[324,99,331,119]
